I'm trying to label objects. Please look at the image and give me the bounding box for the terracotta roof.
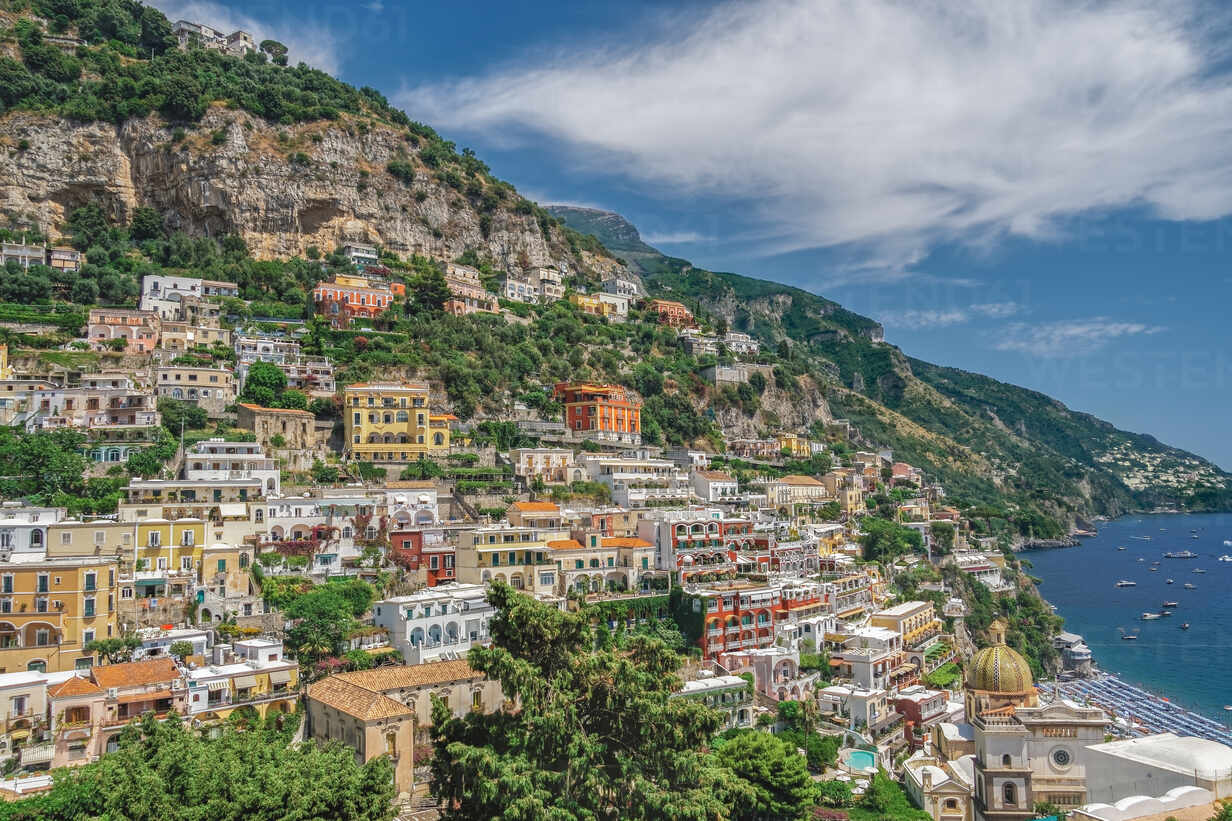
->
[237,402,312,416]
[334,659,481,692]
[48,676,103,698]
[696,471,735,481]
[385,480,436,489]
[777,474,824,486]
[307,677,412,722]
[92,657,181,690]
[602,537,653,548]
[511,501,560,513]
[546,539,584,551]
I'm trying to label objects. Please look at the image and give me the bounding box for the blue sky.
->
[155,0,1232,469]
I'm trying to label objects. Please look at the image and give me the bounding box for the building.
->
[235,404,319,471]
[388,528,454,587]
[46,247,80,274]
[645,298,694,327]
[764,475,829,511]
[727,439,780,461]
[602,276,639,298]
[91,657,187,746]
[553,382,642,445]
[568,292,603,316]
[455,524,564,595]
[306,660,504,796]
[547,533,657,595]
[0,556,121,673]
[184,439,281,497]
[172,19,255,55]
[502,276,538,304]
[443,263,499,315]
[636,508,753,582]
[1082,734,1232,803]
[313,277,399,329]
[86,308,160,354]
[0,243,45,270]
[722,331,760,356]
[183,639,298,722]
[341,244,380,268]
[343,382,451,463]
[580,452,691,508]
[724,645,820,703]
[529,266,564,303]
[691,470,739,503]
[372,584,493,665]
[509,448,578,485]
[701,364,749,385]
[678,329,718,356]
[682,580,781,662]
[154,366,234,417]
[673,672,753,730]
[903,752,976,821]
[595,291,630,321]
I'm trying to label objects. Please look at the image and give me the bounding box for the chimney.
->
[921,767,932,790]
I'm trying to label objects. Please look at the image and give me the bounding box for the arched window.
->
[1002,754,1012,767]
[944,800,958,810]
[30,530,42,548]
[396,411,409,423]
[1002,783,1016,807]
[255,509,264,523]
[342,526,353,539]
[433,432,444,446]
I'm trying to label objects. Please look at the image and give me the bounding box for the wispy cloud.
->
[642,230,713,245]
[879,309,971,330]
[970,302,1025,319]
[400,0,1232,276]
[992,319,1164,358]
[150,0,344,74]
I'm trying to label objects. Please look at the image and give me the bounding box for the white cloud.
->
[399,0,1232,274]
[150,0,344,74]
[993,319,1164,358]
[642,230,713,245]
[970,302,1025,319]
[879,309,970,329]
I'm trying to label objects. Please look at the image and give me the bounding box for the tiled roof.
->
[236,402,312,416]
[333,659,481,692]
[511,501,559,513]
[777,474,824,486]
[546,539,584,551]
[307,677,412,722]
[92,658,180,690]
[601,537,653,548]
[696,471,735,481]
[385,480,436,489]
[47,676,103,698]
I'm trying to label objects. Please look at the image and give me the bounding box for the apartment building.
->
[0,243,45,269]
[25,379,160,438]
[373,584,493,665]
[636,508,754,582]
[684,581,782,662]
[47,246,81,274]
[183,639,298,721]
[645,298,694,327]
[568,292,603,316]
[548,532,656,595]
[554,382,642,445]
[172,19,255,56]
[0,556,121,674]
[0,506,63,559]
[672,672,753,730]
[443,263,498,315]
[679,329,718,356]
[691,470,739,502]
[313,277,399,328]
[595,291,630,321]
[502,275,538,304]
[529,266,565,303]
[601,276,639,298]
[509,447,578,485]
[158,319,231,352]
[722,331,760,356]
[579,452,690,508]
[343,382,451,463]
[154,366,234,417]
[388,528,454,587]
[455,524,567,595]
[86,308,161,354]
[184,439,280,497]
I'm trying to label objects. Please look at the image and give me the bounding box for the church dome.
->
[967,619,1034,693]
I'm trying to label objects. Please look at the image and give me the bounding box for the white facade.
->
[691,470,739,502]
[184,439,281,497]
[0,504,63,556]
[530,267,565,302]
[596,292,630,321]
[602,277,639,298]
[723,331,761,356]
[579,454,692,508]
[373,583,494,665]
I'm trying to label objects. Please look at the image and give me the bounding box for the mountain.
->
[547,207,1232,527]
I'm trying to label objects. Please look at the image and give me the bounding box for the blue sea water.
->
[1021,512,1232,725]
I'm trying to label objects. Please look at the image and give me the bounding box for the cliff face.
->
[0,107,575,269]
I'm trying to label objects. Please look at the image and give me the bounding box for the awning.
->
[205,680,229,691]
[232,675,258,690]
[59,727,91,741]
[117,688,172,704]
[218,503,247,518]
[268,669,292,685]
[135,578,166,587]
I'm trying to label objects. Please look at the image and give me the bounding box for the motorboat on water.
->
[1132,536,1152,541]
[1181,623,1190,630]
[1141,612,1162,620]
[1162,601,1178,608]
[1136,558,1145,563]
[1218,554,1232,562]
[1121,633,1139,640]
[1116,580,1137,587]
[1118,546,1127,551]
[1164,550,1198,559]
[1193,568,1207,574]
[1184,583,1197,589]
[1166,578,1175,584]
[1149,567,1159,572]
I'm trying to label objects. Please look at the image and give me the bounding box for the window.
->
[1002,754,1012,767]
[34,629,49,647]
[121,587,133,600]
[84,573,96,592]
[217,559,227,573]
[36,574,48,593]
[83,629,94,645]
[60,532,72,546]
[1002,783,1017,807]
[1052,748,1071,767]
[182,556,193,571]
[36,597,47,613]
[83,598,95,617]
[148,531,161,547]
[157,557,167,571]
[181,530,194,546]
[1,575,10,594]
[429,556,438,570]
[94,530,105,545]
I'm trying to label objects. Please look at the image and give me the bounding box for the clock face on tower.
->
[1051,747,1072,767]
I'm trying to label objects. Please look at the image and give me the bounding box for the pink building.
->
[87,308,161,354]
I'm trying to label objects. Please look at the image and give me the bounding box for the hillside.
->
[0,0,1226,533]
[547,208,1232,527]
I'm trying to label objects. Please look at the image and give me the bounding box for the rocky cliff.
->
[0,107,581,270]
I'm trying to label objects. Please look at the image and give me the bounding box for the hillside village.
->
[0,4,1230,821]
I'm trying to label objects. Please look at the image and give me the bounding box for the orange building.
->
[553,382,642,444]
[313,278,400,328]
[645,299,694,327]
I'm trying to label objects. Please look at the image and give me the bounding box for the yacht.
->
[1166,578,1175,584]
[1115,580,1137,587]
[1162,601,1178,608]
[1117,546,1127,551]
[1184,583,1197,589]
[1218,554,1232,562]
[1164,550,1198,559]
[1193,568,1207,574]
[1141,612,1162,620]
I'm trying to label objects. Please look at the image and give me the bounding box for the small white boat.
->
[1218,554,1232,562]
[1137,558,1145,563]
[1193,568,1207,574]
[1166,578,1175,584]
[1141,612,1162,620]
[1132,536,1152,541]
[1222,540,1232,547]
[1149,567,1159,572]
[1118,546,1127,551]
[1184,583,1197,589]
[1116,580,1137,587]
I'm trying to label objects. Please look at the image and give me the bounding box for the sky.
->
[154,0,1232,469]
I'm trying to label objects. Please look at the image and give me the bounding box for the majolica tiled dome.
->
[967,619,1033,693]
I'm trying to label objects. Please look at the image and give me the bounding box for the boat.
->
[1166,578,1175,584]
[1193,568,1207,574]
[1132,536,1152,541]
[1223,540,1232,547]
[1149,567,1159,572]
[1118,546,1127,551]
[1115,580,1137,587]
[1181,623,1190,630]
[1141,612,1162,620]
[1192,534,1200,539]
[1218,555,1232,562]
[1184,583,1196,589]
[1159,609,1173,616]
[1224,706,1231,711]
[1162,601,1178,608]
[1164,550,1198,559]
[1136,558,1145,563]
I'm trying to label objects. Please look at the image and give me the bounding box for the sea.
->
[1021,512,1232,725]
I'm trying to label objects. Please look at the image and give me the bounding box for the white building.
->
[673,672,754,730]
[184,439,281,497]
[0,504,63,557]
[530,267,564,303]
[723,331,761,356]
[509,448,580,486]
[132,626,211,660]
[372,583,494,665]
[1082,733,1232,803]
[503,277,538,304]
[579,453,691,508]
[601,276,639,298]
[691,470,739,502]
[596,292,630,321]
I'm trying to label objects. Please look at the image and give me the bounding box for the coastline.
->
[1020,511,1232,731]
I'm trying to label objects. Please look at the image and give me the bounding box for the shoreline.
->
[1025,511,1232,734]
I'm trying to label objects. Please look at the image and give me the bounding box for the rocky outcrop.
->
[0,107,586,270]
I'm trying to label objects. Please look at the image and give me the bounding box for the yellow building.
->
[343,382,451,463]
[568,293,603,316]
[456,525,566,595]
[0,345,11,381]
[0,556,121,673]
[46,520,133,558]
[776,433,813,459]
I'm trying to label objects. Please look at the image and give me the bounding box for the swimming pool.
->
[843,749,877,771]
